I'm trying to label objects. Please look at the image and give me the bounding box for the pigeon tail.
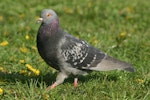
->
[89,56,134,72]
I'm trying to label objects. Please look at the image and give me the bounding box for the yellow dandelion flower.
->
[19,59,25,63]
[0,15,3,21]
[64,7,73,14]
[19,70,27,74]
[36,16,39,19]
[0,88,3,95]
[31,46,37,50]
[43,94,49,100]
[25,34,30,40]
[34,70,40,76]
[88,2,92,8]
[126,7,132,13]
[0,67,6,73]
[20,47,28,53]
[136,79,144,84]
[93,39,98,44]
[119,32,126,37]
[92,37,98,44]
[3,31,9,36]
[0,41,8,46]
[19,13,24,18]
[125,16,129,20]
[77,6,83,15]
[25,64,40,76]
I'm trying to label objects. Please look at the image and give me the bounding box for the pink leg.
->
[46,83,56,91]
[45,72,68,91]
[74,78,78,88]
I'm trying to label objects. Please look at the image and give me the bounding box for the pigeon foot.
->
[46,83,56,91]
[74,78,78,88]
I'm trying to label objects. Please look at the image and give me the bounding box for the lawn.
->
[0,0,150,99]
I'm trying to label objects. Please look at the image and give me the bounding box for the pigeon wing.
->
[60,34,105,70]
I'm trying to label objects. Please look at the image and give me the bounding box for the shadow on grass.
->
[0,70,119,87]
[0,71,56,86]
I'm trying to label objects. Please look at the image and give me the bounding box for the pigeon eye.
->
[46,13,51,17]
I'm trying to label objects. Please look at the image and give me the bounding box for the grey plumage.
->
[36,9,134,90]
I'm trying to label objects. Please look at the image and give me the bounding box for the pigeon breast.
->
[37,19,63,70]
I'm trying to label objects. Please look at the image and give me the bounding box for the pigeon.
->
[36,9,134,90]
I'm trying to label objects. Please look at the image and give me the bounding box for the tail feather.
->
[89,56,134,72]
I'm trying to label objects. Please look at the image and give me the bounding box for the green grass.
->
[0,0,150,99]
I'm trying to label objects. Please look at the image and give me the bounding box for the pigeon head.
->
[37,9,58,25]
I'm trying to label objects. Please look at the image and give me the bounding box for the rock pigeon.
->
[36,9,134,90]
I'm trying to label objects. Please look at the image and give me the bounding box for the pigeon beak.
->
[37,18,43,23]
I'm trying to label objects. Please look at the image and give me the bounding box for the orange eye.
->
[46,13,51,17]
